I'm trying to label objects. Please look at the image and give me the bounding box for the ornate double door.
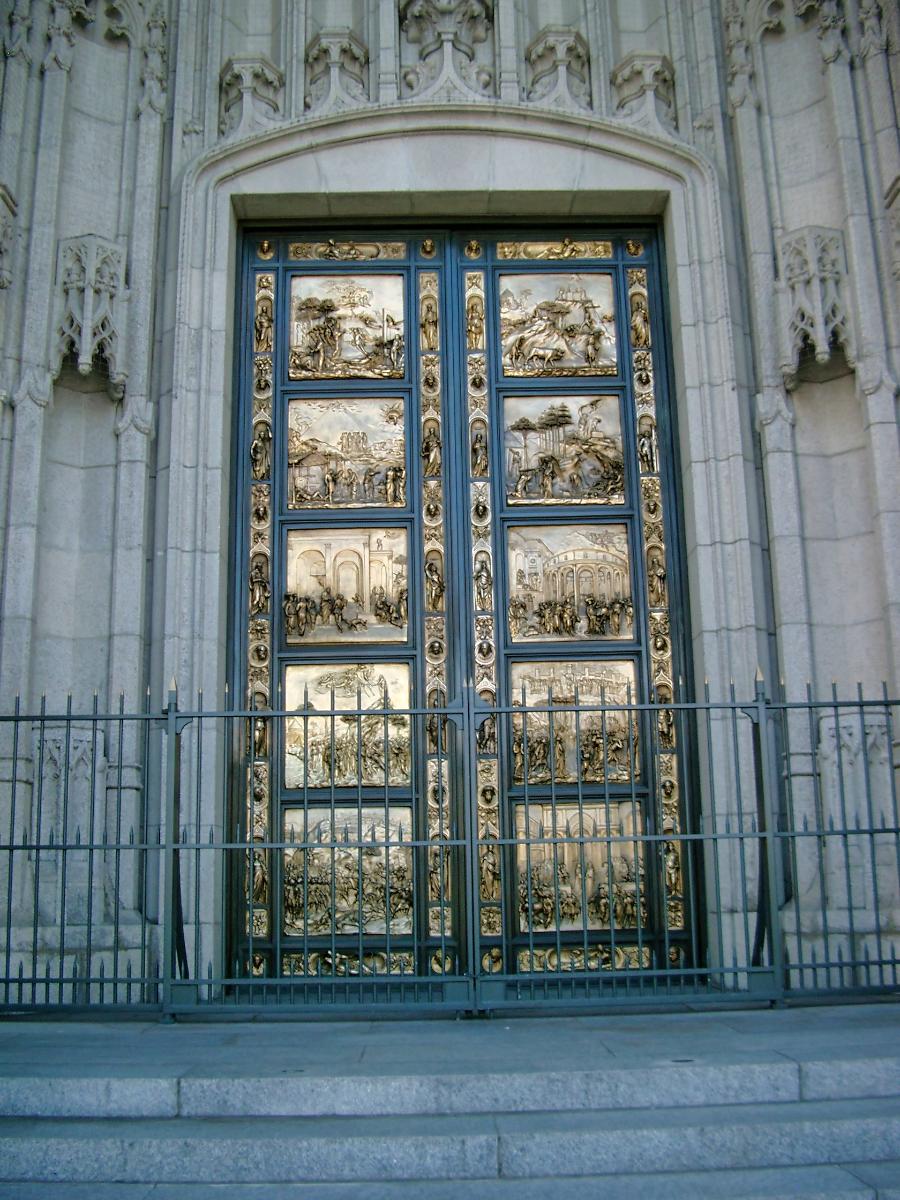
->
[238,229,688,1006]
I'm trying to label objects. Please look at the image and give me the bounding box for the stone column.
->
[805,0,900,687]
[0,1,35,581]
[495,0,519,101]
[1,1,86,709]
[376,0,398,102]
[722,0,815,693]
[106,0,169,909]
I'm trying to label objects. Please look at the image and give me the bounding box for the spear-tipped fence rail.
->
[0,679,897,1016]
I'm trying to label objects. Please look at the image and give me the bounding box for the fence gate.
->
[235,228,690,1011]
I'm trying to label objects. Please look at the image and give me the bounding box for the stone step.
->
[1,1161,899,1199]
[1,1097,898,1184]
[3,1054,898,1119]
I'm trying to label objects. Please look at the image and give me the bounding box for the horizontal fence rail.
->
[0,682,897,1016]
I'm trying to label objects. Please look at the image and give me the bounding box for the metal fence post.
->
[161,684,180,1016]
[754,671,786,999]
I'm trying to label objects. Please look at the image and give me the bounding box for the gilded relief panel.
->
[515,803,645,934]
[499,273,617,376]
[497,238,614,261]
[284,528,408,644]
[288,274,405,379]
[503,394,625,505]
[510,660,639,784]
[507,524,633,642]
[286,397,406,509]
[284,663,411,789]
[283,808,414,936]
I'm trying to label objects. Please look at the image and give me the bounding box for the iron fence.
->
[0,680,897,1016]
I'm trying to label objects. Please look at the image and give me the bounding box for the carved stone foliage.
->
[610,52,676,134]
[305,30,368,113]
[4,0,32,62]
[777,226,855,387]
[107,0,168,115]
[219,56,284,137]
[53,235,127,396]
[795,0,849,63]
[525,26,590,111]
[43,0,93,72]
[0,184,16,290]
[399,0,495,101]
[723,0,783,110]
[857,0,886,58]
[887,176,900,283]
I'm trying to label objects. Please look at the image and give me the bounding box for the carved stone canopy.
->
[777,225,855,388]
[305,30,369,113]
[53,234,128,398]
[219,56,285,137]
[525,26,590,111]
[610,52,676,133]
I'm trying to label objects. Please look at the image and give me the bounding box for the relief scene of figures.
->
[283,807,413,936]
[285,528,408,644]
[284,663,411,788]
[507,525,633,642]
[287,398,406,508]
[515,803,645,933]
[499,273,617,376]
[509,660,638,784]
[288,274,405,379]
[503,394,625,505]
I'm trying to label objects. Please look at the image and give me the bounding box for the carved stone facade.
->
[0,0,897,1003]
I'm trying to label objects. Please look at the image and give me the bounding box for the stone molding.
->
[886,175,900,282]
[108,0,168,117]
[3,0,32,63]
[219,56,285,138]
[52,234,128,398]
[12,364,52,410]
[42,0,93,73]
[524,26,590,111]
[857,0,887,59]
[304,30,368,114]
[795,0,849,64]
[777,226,855,388]
[610,52,676,134]
[399,0,495,101]
[0,183,16,290]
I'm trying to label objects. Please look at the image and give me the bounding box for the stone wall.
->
[0,0,897,714]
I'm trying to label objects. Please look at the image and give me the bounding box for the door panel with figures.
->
[234,230,690,1004]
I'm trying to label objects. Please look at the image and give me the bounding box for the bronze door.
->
[236,231,689,1006]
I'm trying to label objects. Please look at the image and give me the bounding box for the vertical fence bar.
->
[161,685,179,1015]
[754,673,786,998]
